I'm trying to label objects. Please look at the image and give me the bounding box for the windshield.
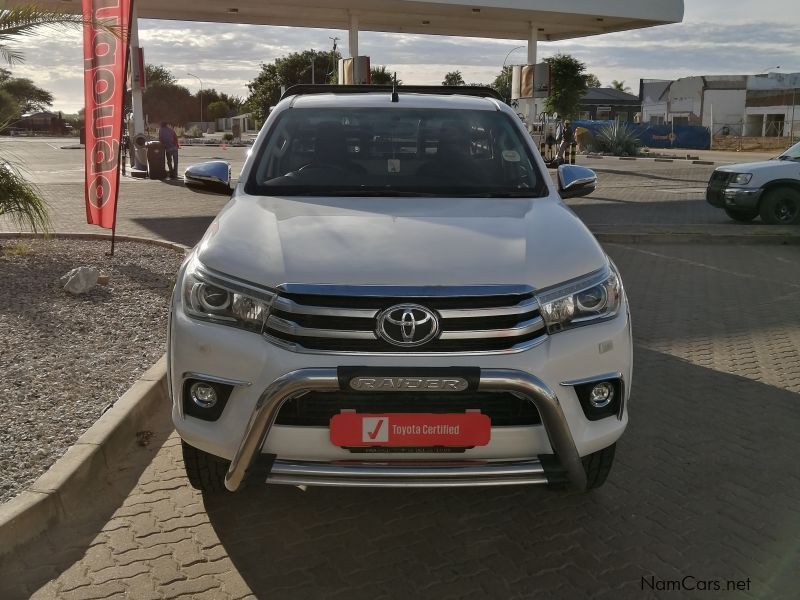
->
[245,107,548,197]
[778,141,800,160]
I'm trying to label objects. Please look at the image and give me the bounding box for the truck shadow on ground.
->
[202,347,800,600]
[0,402,175,600]
[132,216,215,247]
[569,198,732,226]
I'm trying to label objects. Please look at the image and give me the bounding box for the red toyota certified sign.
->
[330,413,491,447]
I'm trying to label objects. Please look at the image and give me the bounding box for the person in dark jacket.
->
[557,119,574,164]
[158,121,180,178]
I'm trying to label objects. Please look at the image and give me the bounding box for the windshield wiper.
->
[461,190,539,198]
[256,186,538,198]
[256,186,437,197]
[322,190,438,197]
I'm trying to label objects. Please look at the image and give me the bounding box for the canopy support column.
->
[348,13,359,59]
[527,24,538,65]
[130,4,144,139]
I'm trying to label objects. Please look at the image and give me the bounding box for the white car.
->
[169,86,632,493]
[706,141,800,224]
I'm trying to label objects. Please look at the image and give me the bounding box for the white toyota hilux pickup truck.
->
[169,86,632,493]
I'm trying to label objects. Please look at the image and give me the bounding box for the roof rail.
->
[280,84,504,102]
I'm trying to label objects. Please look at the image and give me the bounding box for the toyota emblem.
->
[376,304,440,347]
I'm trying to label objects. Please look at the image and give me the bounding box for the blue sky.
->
[8,0,800,114]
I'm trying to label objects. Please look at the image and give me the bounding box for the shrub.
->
[222,132,234,142]
[0,159,49,233]
[188,126,202,138]
[591,122,641,156]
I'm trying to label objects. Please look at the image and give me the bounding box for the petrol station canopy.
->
[36,0,684,42]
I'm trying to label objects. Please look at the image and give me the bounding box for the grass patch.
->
[0,240,33,256]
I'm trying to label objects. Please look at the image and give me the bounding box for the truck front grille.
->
[275,391,542,426]
[706,171,733,204]
[263,286,547,353]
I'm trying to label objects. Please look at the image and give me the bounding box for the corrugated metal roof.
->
[583,88,640,103]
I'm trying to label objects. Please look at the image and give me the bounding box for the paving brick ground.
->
[1,242,798,600]
[1,138,799,599]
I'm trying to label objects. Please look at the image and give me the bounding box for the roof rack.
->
[280,84,504,102]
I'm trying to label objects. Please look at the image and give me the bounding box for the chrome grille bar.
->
[437,298,539,319]
[273,296,378,319]
[439,316,544,340]
[266,315,376,339]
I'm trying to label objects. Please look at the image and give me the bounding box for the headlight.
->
[181,257,274,332]
[732,173,752,185]
[536,264,622,334]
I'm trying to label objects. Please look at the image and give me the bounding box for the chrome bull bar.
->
[224,368,587,492]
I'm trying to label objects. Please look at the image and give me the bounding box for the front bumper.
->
[224,368,587,492]
[707,186,763,209]
[170,295,632,491]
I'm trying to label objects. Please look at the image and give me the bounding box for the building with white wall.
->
[641,72,799,139]
[640,80,670,124]
[744,73,800,137]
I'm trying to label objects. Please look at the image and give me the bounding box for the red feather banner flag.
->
[82,0,132,229]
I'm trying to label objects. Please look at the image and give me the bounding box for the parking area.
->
[1,138,799,599]
[0,137,793,244]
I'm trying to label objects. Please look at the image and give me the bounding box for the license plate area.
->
[330,412,491,449]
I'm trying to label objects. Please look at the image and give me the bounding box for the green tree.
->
[143,82,194,125]
[246,49,341,123]
[370,65,401,85]
[0,88,18,123]
[221,93,245,114]
[492,66,513,101]
[207,100,230,120]
[442,70,465,86]
[0,6,120,234]
[544,53,591,119]
[145,64,176,86]
[1,77,53,112]
[140,64,196,124]
[64,107,84,130]
[191,88,244,121]
[586,74,602,88]
[611,80,631,93]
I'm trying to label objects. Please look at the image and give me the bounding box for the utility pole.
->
[329,36,339,82]
[187,72,204,129]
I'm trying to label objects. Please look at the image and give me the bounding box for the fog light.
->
[589,382,615,408]
[190,382,218,408]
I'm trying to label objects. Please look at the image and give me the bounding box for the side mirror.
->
[184,160,232,195]
[557,165,597,199]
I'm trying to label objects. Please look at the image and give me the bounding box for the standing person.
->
[555,117,570,164]
[559,120,574,164]
[158,121,180,179]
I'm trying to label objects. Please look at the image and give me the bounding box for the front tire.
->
[181,440,229,493]
[724,207,758,223]
[582,443,616,490]
[759,187,800,225]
